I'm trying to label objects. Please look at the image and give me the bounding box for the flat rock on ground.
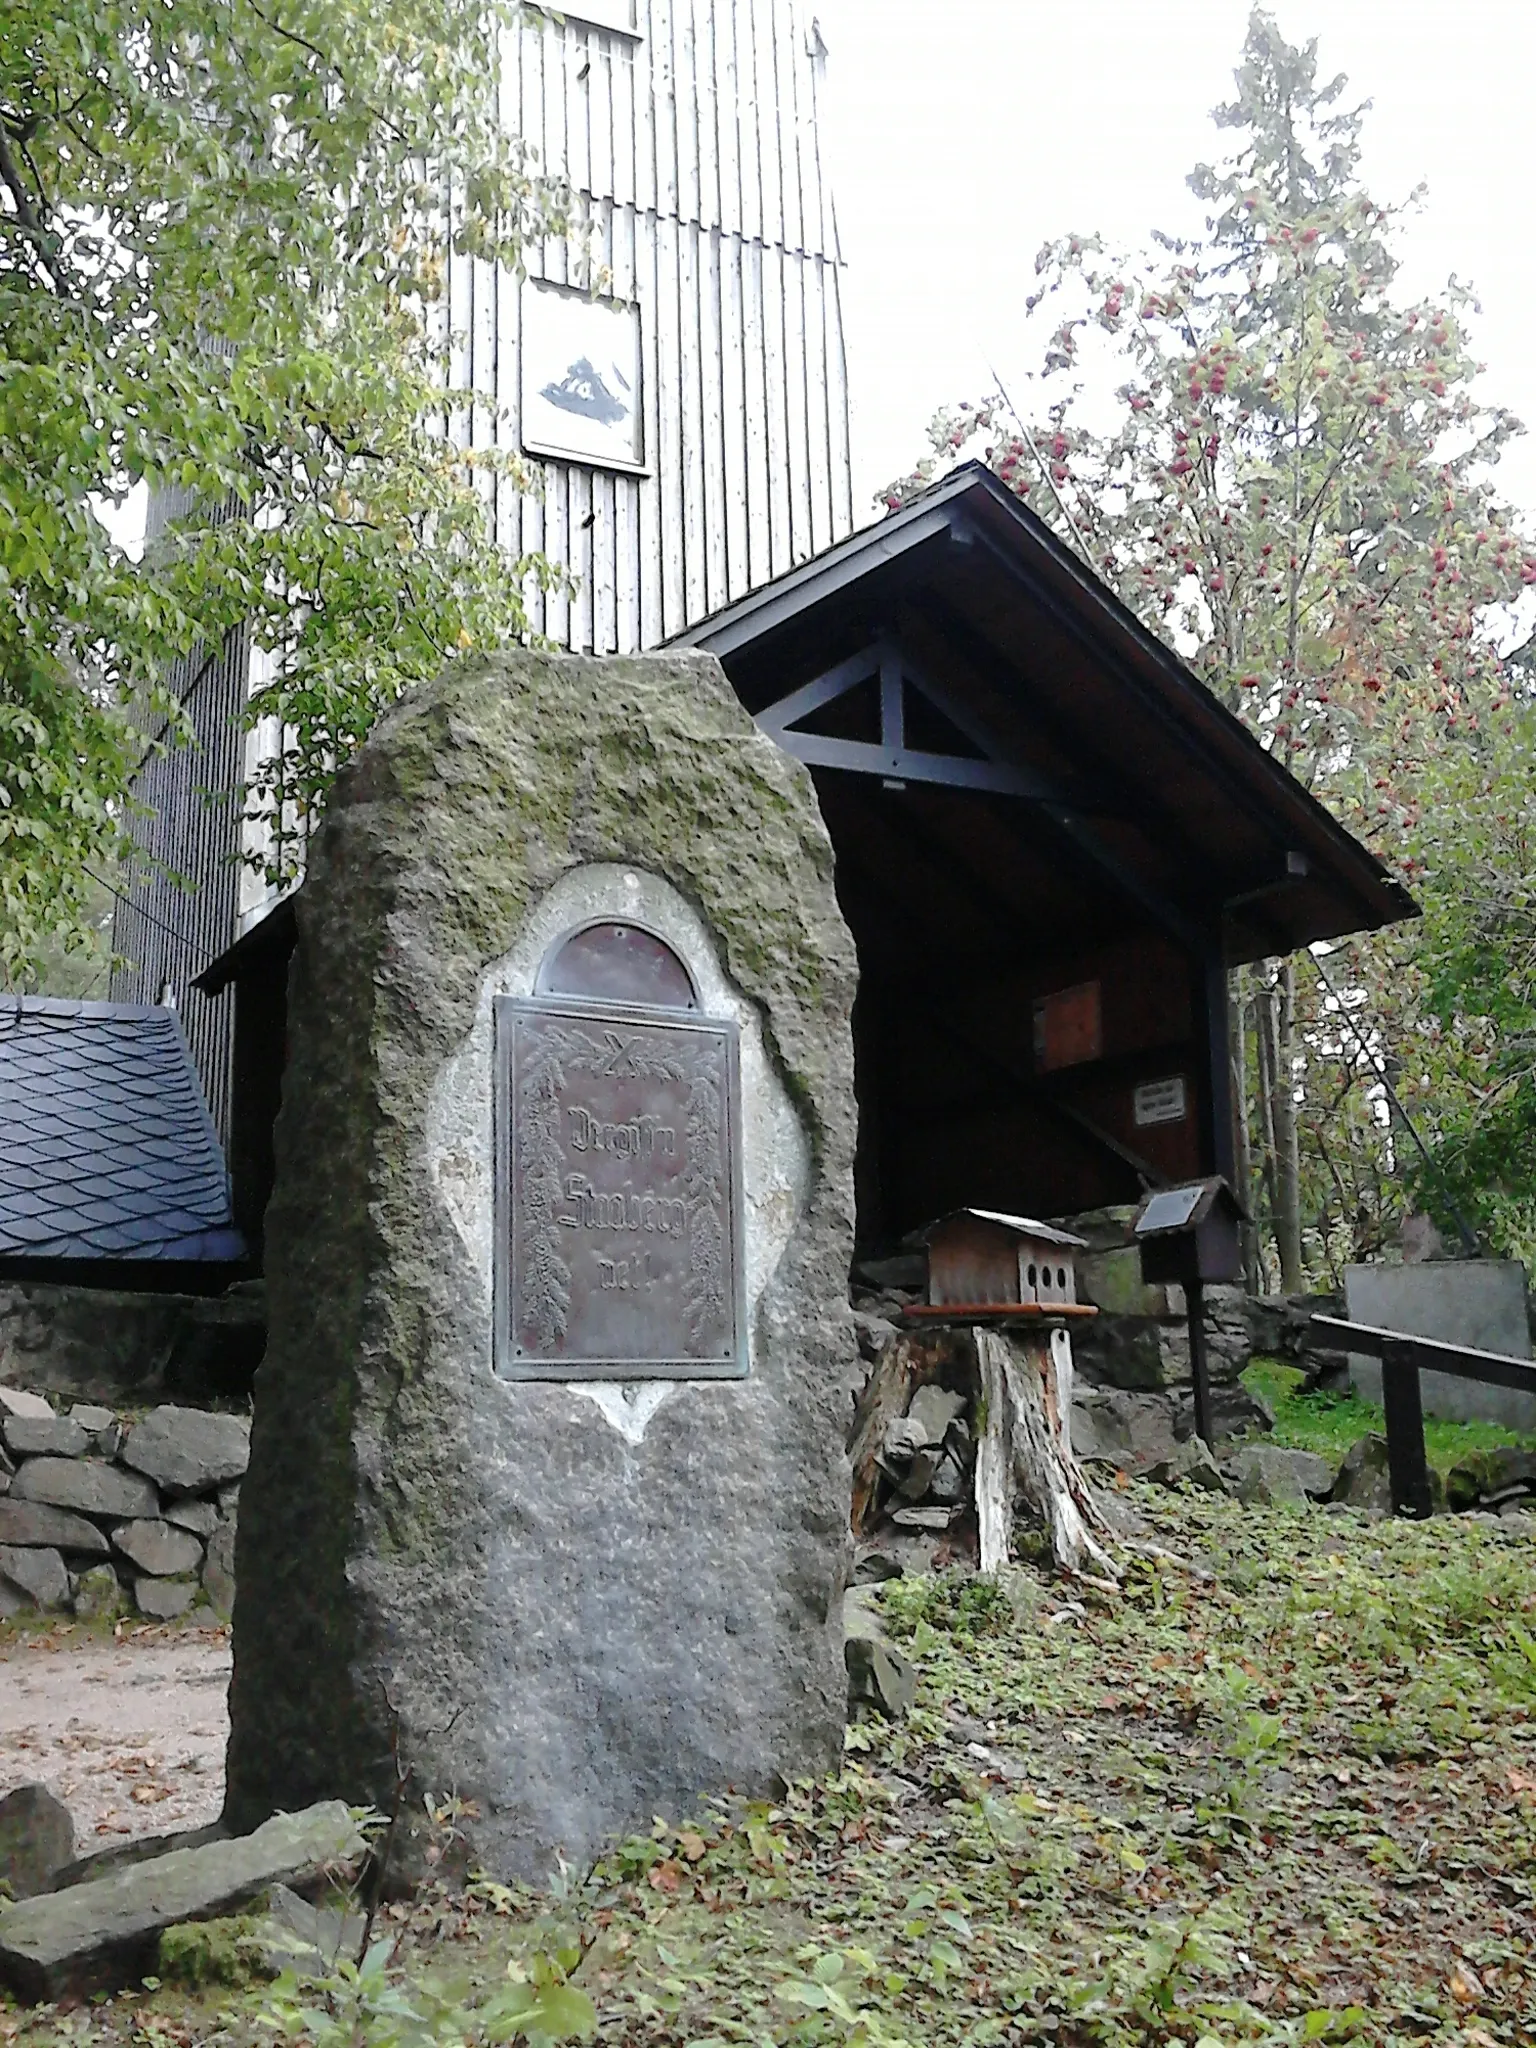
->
[0,1630,229,1848]
[0,1800,367,2000]
[1144,1438,1228,1493]
[1227,1444,1336,1504]
[0,1783,74,1900]
[136,1578,199,1621]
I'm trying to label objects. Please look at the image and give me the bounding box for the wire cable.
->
[1308,947,1483,1257]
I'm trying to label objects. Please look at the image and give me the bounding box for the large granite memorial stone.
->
[224,650,859,1877]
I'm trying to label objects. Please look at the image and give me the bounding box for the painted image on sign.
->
[520,282,646,473]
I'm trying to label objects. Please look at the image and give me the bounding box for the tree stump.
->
[975,1325,1116,1578]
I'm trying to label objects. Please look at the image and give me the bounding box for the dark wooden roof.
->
[675,462,1416,964]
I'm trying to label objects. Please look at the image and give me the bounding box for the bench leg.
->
[1381,1338,1433,1518]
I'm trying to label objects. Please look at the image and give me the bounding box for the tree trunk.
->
[1231,966,1262,1293]
[1273,956,1305,1293]
[974,1326,1116,1579]
[1255,972,1281,1290]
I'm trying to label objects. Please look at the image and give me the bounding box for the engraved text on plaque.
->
[494,997,746,1378]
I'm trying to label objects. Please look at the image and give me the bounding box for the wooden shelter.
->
[679,462,1414,1254]
[188,463,1413,1268]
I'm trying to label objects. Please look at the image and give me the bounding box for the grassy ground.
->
[5,1491,1534,2048]
[1244,1358,1536,1476]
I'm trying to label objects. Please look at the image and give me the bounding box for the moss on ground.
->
[1246,1355,1536,1474]
[156,1915,275,1991]
[6,1492,1534,2046]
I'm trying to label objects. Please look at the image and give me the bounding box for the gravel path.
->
[0,1624,229,1854]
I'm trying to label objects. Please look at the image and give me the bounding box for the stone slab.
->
[0,1387,53,1421]
[0,1786,74,1902]
[0,1544,69,1609]
[1344,1261,1536,1430]
[119,1408,251,1497]
[0,1498,108,1555]
[54,1823,227,1892]
[135,1576,198,1620]
[225,649,858,1880]
[113,1519,205,1578]
[0,1803,366,2002]
[1227,1445,1334,1504]
[3,1416,92,1460]
[1144,1438,1228,1493]
[10,1459,159,1520]
[164,1499,220,1537]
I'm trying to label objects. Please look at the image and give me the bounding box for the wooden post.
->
[1187,1278,1214,1448]
[1380,1336,1433,1519]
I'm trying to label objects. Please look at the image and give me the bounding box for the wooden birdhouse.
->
[1133,1178,1245,1289]
[914,1208,1087,1313]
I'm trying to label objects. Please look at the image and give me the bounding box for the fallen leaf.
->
[1449,1965,1483,2005]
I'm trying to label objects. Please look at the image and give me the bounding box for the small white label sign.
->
[1133,1076,1188,1128]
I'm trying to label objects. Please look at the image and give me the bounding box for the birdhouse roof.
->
[1133,1177,1247,1238]
[912,1208,1087,1251]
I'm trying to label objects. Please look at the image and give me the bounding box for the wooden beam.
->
[760,631,1209,954]
[1310,1317,1536,1395]
[780,730,1060,798]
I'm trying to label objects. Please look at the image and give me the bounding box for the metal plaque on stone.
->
[494,997,747,1379]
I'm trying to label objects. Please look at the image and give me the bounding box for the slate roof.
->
[0,997,244,1263]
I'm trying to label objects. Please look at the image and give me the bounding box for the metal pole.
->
[1187,1277,1214,1448]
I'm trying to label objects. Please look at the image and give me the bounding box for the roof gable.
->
[678,462,1416,962]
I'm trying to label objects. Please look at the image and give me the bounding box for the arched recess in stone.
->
[534,920,698,1011]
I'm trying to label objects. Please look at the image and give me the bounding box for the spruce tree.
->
[893,10,1536,1277]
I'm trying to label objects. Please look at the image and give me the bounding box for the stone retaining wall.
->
[0,1285,265,1408]
[0,1387,245,1623]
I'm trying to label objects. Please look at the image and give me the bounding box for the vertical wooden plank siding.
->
[112,1,852,1125]
[110,623,249,1139]
[471,0,847,645]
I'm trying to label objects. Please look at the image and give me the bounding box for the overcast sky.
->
[817,0,1536,522]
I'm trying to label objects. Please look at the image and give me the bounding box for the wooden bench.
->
[1308,1315,1536,1517]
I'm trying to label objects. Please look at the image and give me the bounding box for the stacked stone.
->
[869,1383,977,1538]
[0,1389,244,1623]
[1059,1208,1273,1460]
[1447,1446,1536,1519]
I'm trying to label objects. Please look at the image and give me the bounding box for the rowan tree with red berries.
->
[889,11,1536,1285]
